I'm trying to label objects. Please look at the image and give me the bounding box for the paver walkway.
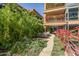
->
[39,34,55,56]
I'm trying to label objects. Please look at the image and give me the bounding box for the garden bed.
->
[0,38,47,56]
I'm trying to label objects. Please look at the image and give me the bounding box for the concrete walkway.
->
[39,34,55,56]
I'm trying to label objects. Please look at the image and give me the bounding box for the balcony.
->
[44,6,65,14]
[44,20,79,26]
[44,22,66,26]
[67,20,79,25]
[46,3,64,10]
[44,18,66,26]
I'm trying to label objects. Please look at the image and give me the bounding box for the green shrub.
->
[0,3,44,55]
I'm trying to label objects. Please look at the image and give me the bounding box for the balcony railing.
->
[46,20,64,23]
[46,18,65,23]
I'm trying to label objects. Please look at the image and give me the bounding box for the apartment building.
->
[44,3,79,31]
[30,9,43,19]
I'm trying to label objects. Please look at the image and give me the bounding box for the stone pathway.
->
[39,34,55,56]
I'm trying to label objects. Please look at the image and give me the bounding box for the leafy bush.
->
[0,3,45,55]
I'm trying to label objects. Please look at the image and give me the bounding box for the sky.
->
[19,3,44,16]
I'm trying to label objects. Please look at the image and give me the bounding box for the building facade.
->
[44,3,79,32]
[30,9,43,19]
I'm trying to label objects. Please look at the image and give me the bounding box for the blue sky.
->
[19,3,44,16]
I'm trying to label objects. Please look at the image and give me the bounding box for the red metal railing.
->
[54,27,79,56]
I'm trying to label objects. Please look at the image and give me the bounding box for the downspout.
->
[67,7,69,30]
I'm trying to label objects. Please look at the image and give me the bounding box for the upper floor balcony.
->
[44,3,65,14]
[44,19,79,26]
[45,15,66,26]
[45,3,64,10]
[44,14,79,26]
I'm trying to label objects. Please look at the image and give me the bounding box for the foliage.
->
[0,3,45,55]
[47,27,54,33]
[26,39,47,56]
[9,39,47,56]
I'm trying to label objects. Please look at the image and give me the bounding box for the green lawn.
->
[51,37,64,56]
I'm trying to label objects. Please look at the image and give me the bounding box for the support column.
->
[44,3,47,32]
[44,14,47,32]
[65,8,67,30]
[78,6,79,32]
[67,8,69,30]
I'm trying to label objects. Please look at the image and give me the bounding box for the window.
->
[0,4,3,8]
[69,8,78,20]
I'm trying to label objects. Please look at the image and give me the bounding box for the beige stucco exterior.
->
[44,3,79,31]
